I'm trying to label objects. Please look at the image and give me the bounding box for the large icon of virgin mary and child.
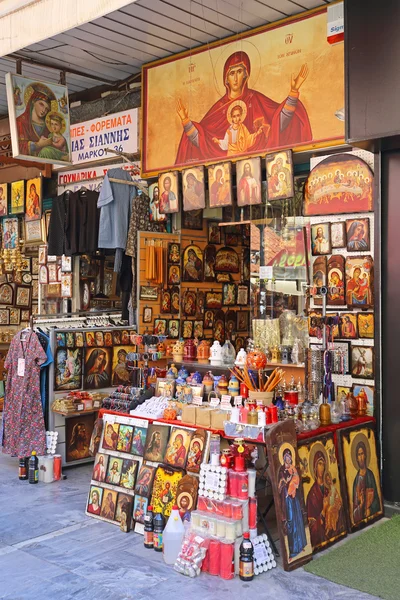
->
[175,51,312,164]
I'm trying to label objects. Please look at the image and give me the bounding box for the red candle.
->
[208,539,221,576]
[240,383,249,398]
[270,405,279,423]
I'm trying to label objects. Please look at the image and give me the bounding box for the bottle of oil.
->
[153,511,165,552]
[19,457,28,480]
[28,451,39,484]
[144,505,154,549]
[239,532,254,581]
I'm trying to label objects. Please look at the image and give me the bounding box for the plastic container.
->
[153,511,165,552]
[28,451,38,484]
[38,455,54,483]
[237,472,249,499]
[220,540,235,580]
[208,539,221,576]
[163,505,184,565]
[229,469,239,498]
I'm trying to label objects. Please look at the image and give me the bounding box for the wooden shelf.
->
[51,408,100,418]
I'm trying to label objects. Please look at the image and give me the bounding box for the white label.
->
[210,397,220,408]
[234,395,243,407]
[259,266,273,280]
[17,358,25,377]
[192,396,203,406]
[242,541,253,550]
[254,543,269,563]
[220,394,231,409]
[204,471,220,491]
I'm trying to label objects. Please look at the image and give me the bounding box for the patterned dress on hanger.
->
[3,331,47,456]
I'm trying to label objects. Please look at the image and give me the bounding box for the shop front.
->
[0,0,386,587]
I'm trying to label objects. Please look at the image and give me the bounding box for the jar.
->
[217,374,229,396]
[197,340,211,363]
[222,340,236,366]
[210,434,221,461]
[184,339,197,361]
[202,371,214,394]
[228,375,239,397]
[220,449,233,468]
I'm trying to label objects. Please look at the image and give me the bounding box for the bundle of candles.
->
[229,365,285,393]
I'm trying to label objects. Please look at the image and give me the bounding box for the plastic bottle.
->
[153,511,165,552]
[144,505,154,549]
[28,451,39,484]
[239,532,254,581]
[19,457,28,480]
[163,505,184,565]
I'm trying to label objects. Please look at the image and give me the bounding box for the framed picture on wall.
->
[266,149,294,201]
[158,171,179,214]
[182,166,205,211]
[208,162,233,208]
[0,183,8,216]
[25,177,42,222]
[25,218,45,245]
[10,180,25,214]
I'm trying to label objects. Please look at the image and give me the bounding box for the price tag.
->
[192,396,203,406]
[76,404,84,411]
[259,266,273,280]
[210,396,220,408]
[220,394,232,409]
[17,358,25,377]
[234,395,243,407]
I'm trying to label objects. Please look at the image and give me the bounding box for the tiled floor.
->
[0,452,379,600]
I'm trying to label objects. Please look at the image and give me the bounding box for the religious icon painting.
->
[351,385,374,416]
[87,486,103,516]
[266,150,294,201]
[93,331,104,347]
[182,209,203,230]
[38,245,47,265]
[193,320,204,339]
[170,286,180,315]
[154,318,167,336]
[336,386,351,405]
[15,285,31,308]
[158,171,179,214]
[112,346,133,385]
[204,310,214,330]
[213,310,225,343]
[339,313,359,340]
[92,453,109,483]
[351,346,374,380]
[148,181,167,223]
[235,337,245,353]
[135,464,156,498]
[54,348,83,391]
[143,306,153,323]
[358,312,374,339]
[65,332,75,348]
[182,244,203,282]
[9,308,20,325]
[65,413,94,463]
[237,284,249,306]
[168,319,180,339]
[103,332,113,347]
[215,246,240,273]
[164,426,193,469]
[1,216,19,249]
[105,456,123,486]
[55,332,66,347]
[208,162,233,208]
[116,425,134,453]
[208,221,222,245]
[216,273,231,283]
[311,223,331,256]
[151,465,184,518]
[0,283,13,305]
[85,331,96,347]
[237,311,249,332]
[167,242,180,264]
[265,421,313,571]
[131,426,147,457]
[181,320,193,340]
[222,282,236,306]
[10,180,25,214]
[204,245,216,282]
[182,166,205,211]
[119,458,139,490]
[327,255,345,306]
[144,423,171,463]
[224,231,238,246]
[330,221,346,249]
[100,488,118,521]
[298,434,347,553]
[167,265,181,285]
[25,177,42,222]
[182,290,197,317]
[186,429,207,474]
[176,474,199,523]
[0,308,9,325]
[139,285,158,301]
[196,291,205,318]
[304,154,374,216]
[21,309,30,322]
[160,289,171,315]
[205,291,222,310]
[225,310,236,340]
[336,424,383,532]
[0,183,8,216]
[133,495,148,524]
[236,157,262,206]
[115,493,134,523]
[112,330,121,345]
[346,217,370,252]
[102,422,120,451]
[326,312,341,339]
[83,347,112,390]
[312,255,327,292]
[345,255,374,308]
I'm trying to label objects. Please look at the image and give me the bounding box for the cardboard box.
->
[181,404,197,425]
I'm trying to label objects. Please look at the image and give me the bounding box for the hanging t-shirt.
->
[97,168,134,250]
